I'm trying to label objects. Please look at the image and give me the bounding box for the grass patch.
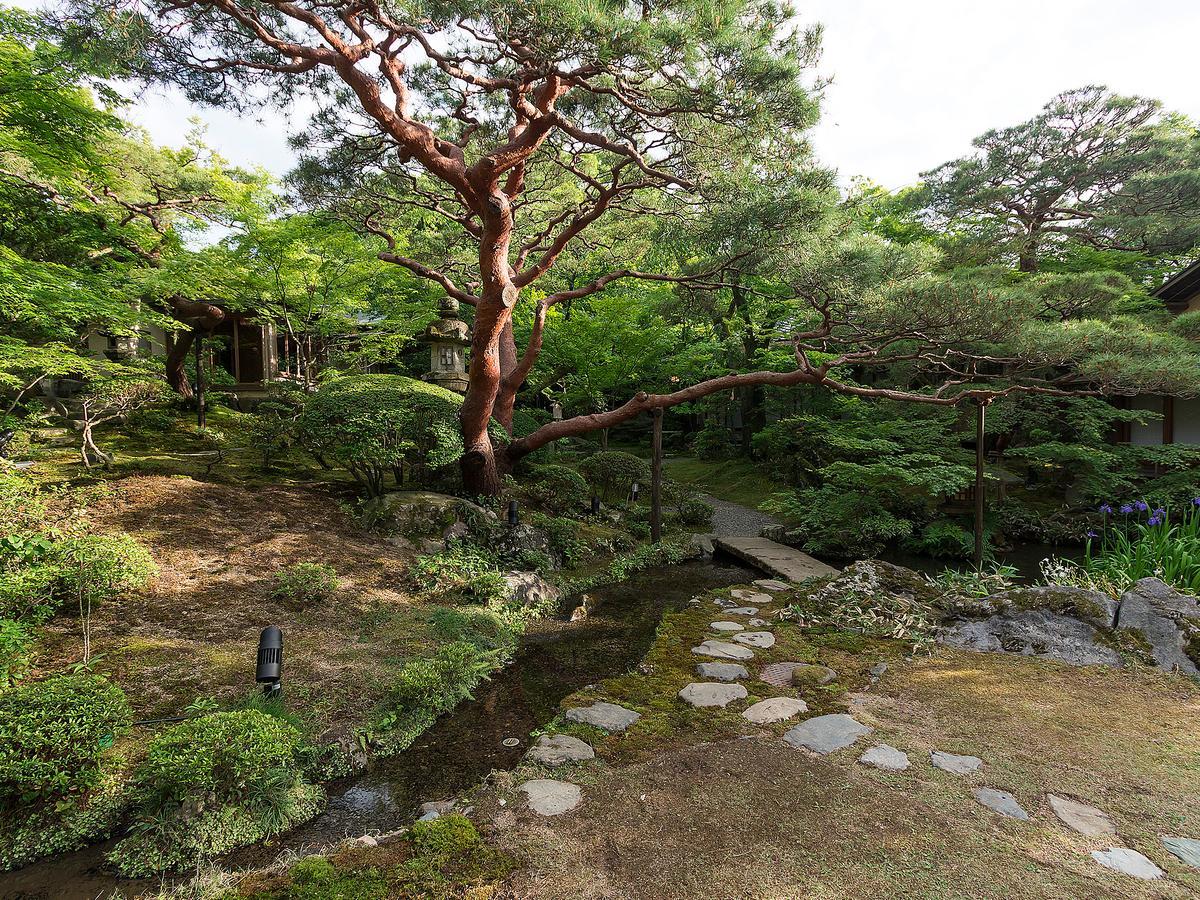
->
[663,456,794,520]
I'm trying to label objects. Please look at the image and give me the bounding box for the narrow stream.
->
[0,559,753,900]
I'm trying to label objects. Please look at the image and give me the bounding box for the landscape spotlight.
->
[591,495,601,516]
[630,482,640,502]
[256,625,283,698]
[507,499,519,526]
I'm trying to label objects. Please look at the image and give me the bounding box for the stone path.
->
[732,631,775,649]
[701,494,783,537]
[709,621,744,632]
[679,682,747,708]
[526,735,595,766]
[783,714,873,754]
[973,787,1029,820]
[930,750,982,775]
[520,779,582,816]
[743,697,807,724]
[1091,848,1163,880]
[565,701,641,732]
[696,662,749,682]
[691,639,754,661]
[858,744,910,771]
[1048,794,1115,836]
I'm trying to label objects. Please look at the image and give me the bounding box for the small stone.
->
[353,834,378,847]
[678,682,748,708]
[789,664,838,687]
[931,750,983,775]
[696,662,749,682]
[754,579,790,591]
[1091,848,1163,880]
[1047,794,1116,837]
[1162,836,1200,869]
[526,735,595,766]
[869,662,888,677]
[858,744,910,771]
[783,714,873,754]
[748,618,768,627]
[724,606,759,616]
[520,779,582,816]
[713,598,737,609]
[417,799,456,821]
[973,787,1029,820]
[709,621,744,632]
[742,697,807,724]
[732,631,775,649]
[565,701,641,732]
[691,640,755,661]
[732,590,773,605]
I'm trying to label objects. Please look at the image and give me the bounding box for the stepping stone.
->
[858,744,910,771]
[783,714,872,754]
[1162,836,1200,868]
[732,590,772,605]
[869,662,888,677]
[709,621,744,632]
[678,682,748,708]
[526,735,595,766]
[748,618,768,627]
[732,631,775,649]
[742,697,807,724]
[520,779,582,816]
[565,701,641,732]
[1091,847,1163,880]
[1047,794,1115,837]
[696,662,749,682]
[692,640,754,661]
[973,787,1029,820]
[713,598,738,609]
[725,606,759,616]
[790,664,838,687]
[931,750,982,775]
[754,579,789,591]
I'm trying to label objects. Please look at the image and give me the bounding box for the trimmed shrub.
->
[0,619,32,689]
[298,375,481,496]
[0,674,133,805]
[269,562,339,605]
[54,532,157,609]
[521,463,590,515]
[110,710,322,875]
[578,451,649,503]
[674,493,715,529]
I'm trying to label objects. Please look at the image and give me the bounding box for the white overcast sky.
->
[17,0,1200,189]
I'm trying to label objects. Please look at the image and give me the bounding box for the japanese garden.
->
[2,1,1200,898]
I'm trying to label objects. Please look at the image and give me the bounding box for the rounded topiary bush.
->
[521,463,591,515]
[297,375,473,496]
[110,709,322,875]
[0,674,133,805]
[578,451,650,503]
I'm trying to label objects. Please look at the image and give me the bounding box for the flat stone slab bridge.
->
[713,536,839,582]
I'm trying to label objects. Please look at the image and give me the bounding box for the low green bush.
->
[0,619,32,689]
[408,545,508,606]
[0,674,132,805]
[902,519,976,560]
[269,562,339,605]
[530,513,587,568]
[54,532,158,609]
[578,451,650,503]
[521,463,590,515]
[110,709,322,875]
[674,493,714,529]
[0,565,60,623]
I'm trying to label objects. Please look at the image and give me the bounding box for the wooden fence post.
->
[651,408,663,543]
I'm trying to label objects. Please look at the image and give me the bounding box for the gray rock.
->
[748,618,768,627]
[520,779,582,816]
[713,598,738,609]
[419,538,445,554]
[724,606,759,616]
[939,608,1121,668]
[691,533,715,556]
[783,714,873,754]
[742,697,807,724]
[418,799,456,821]
[678,682,748,708]
[526,734,595,766]
[691,639,755,661]
[930,750,982,775]
[709,621,744,632]
[869,662,889,678]
[353,834,379,846]
[502,571,561,610]
[565,701,641,732]
[973,787,1029,820]
[365,490,490,536]
[858,744,910,771]
[732,589,773,605]
[1047,794,1116,837]
[442,520,471,543]
[1116,577,1200,677]
[732,630,775,649]
[976,585,1118,629]
[788,663,838,687]
[696,662,749,682]
[754,579,790,592]
[1163,836,1200,869]
[1091,847,1163,880]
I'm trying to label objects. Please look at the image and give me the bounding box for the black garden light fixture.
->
[630,481,640,503]
[256,625,283,698]
[507,499,519,526]
[590,495,601,516]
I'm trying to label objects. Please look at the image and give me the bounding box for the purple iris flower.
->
[1134,500,1149,512]
[1153,508,1166,517]
[1194,497,1200,506]
[1086,529,1099,538]
[1099,503,1113,514]
[1147,515,1162,526]
[1119,504,1134,514]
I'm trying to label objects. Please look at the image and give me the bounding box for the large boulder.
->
[503,571,561,610]
[944,585,1117,630]
[494,523,553,564]
[1116,578,1200,678]
[939,608,1122,668]
[365,491,491,537]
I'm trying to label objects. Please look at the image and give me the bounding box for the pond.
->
[0,558,754,899]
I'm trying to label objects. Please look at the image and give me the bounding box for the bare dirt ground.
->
[475,620,1200,899]
[38,474,425,734]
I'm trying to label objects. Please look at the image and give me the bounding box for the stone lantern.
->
[418,297,471,394]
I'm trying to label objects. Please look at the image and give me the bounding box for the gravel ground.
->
[701,494,782,537]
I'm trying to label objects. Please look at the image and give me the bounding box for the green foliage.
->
[1082,501,1200,593]
[55,531,158,608]
[559,537,695,595]
[902,520,976,561]
[0,619,33,689]
[0,674,132,806]
[110,710,322,875]
[691,424,735,461]
[578,451,650,503]
[408,545,508,607]
[269,562,339,605]
[767,487,915,559]
[298,375,474,497]
[520,463,590,515]
[529,513,586,568]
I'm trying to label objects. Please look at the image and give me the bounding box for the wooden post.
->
[194,329,206,429]
[650,408,663,543]
[973,399,987,568]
